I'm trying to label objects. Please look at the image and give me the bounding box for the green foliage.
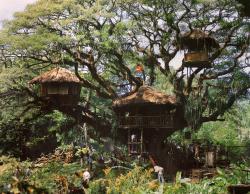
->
[1,155,249,193]
[29,162,82,192]
[0,156,83,193]
[89,178,107,193]
[164,165,250,194]
[154,69,175,95]
[89,166,159,194]
[0,156,20,186]
[195,101,250,146]
[168,101,250,163]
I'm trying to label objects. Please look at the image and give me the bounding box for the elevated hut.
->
[180,29,219,68]
[113,86,186,156]
[29,67,82,107]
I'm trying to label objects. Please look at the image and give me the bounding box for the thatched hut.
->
[29,67,82,107]
[113,86,186,155]
[180,29,219,68]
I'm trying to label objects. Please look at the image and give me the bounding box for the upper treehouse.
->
[113,86,186,130]
[29,67,82,108]
[180,29,219,68]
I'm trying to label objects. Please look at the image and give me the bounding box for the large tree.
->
[0,0,249,141]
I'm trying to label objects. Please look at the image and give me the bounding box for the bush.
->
[89,166,159,194]
[164,165,249,194]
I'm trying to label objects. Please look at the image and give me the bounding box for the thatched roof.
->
[29,67,81,84]
[113,86,177,108]
[180,29,219,49]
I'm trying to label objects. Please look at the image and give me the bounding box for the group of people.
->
[76,145,108,189]
[72,142,166,189]
[78,148,165,188]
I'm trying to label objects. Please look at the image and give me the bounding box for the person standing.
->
[149,155,164,183]
[135,64,146,81]
[154,165,164,183]
[131,134,137,153]
[82,169,91,189]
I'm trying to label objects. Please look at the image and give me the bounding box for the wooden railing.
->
[183,51,211,68]
[118,115,174,128]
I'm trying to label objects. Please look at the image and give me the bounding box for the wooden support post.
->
[84,123,87,146]
[80,123,88,147]
[140,128,143,155]
[128,129,131,155]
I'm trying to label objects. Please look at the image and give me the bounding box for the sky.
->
[0,0,37,27]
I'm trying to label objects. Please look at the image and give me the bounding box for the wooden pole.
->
[83,123,88,147]
[141,128,143,155]
[82,89,92,147]
[128,129,131,155]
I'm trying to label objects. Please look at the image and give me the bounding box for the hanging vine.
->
[184,92,204,130]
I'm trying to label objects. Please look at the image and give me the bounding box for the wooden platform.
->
[118,115,174,129]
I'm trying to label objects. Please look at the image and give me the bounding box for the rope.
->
[61,47,64,67]
[110,166,132,170]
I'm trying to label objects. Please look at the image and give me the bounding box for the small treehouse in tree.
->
[180,29,219,68]
[113,86,186,156]
[29,67,82,108]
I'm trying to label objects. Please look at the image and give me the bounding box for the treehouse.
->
[180,29,219,68]
[29,67,82,108]
[113,86,186,155]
